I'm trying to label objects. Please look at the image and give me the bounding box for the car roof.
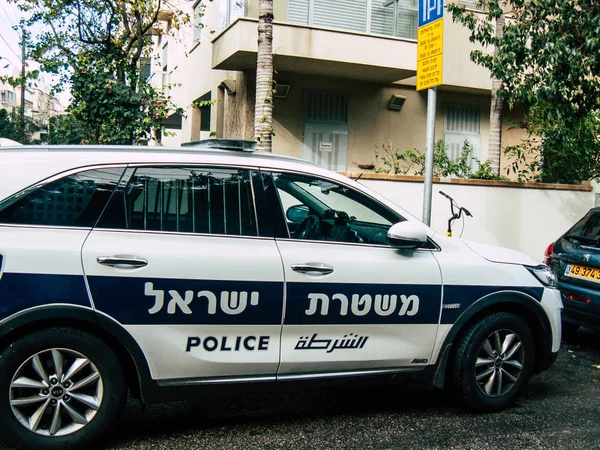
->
[0,143,335,203]
[0,144,317,167]
[0,144,330,183]
[0,143,426,232]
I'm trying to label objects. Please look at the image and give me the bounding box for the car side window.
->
[270,172,402,245]
[0,168,125,227]
[98,166,258,236]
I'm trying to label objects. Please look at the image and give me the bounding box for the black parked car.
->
[546,207,600,335]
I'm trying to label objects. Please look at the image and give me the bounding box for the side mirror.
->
[387,221,428,249]
[286,205,310,223]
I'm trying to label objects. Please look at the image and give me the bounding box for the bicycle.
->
[439,190,472,237]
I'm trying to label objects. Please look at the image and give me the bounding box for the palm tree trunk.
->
[254,0,274,152]
[489,1,506,175]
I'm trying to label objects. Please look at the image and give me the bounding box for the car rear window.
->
[0,168,124,227]
[568,211,600,239]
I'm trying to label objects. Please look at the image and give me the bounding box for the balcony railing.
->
[287,0,418,40]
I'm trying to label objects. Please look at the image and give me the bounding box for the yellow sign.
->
[417,54,443,91]
[417,19,443,62]
[417,18,443,91]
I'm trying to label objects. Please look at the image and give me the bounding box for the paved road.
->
[4,330,600,449]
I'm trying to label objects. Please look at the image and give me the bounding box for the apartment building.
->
[0,63,64,142]
[0,66,31,119]
[157,0,524,174]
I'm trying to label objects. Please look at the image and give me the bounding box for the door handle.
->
[97,256,148,268]
[291,263,334,275]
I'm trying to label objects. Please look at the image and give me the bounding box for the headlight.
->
[526,265,557,288]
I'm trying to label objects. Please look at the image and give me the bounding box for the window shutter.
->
[287,0,310,24]
[396,0,418,39]
[313,0,368,32]
[370,0,395,36]
[444,105,482,167]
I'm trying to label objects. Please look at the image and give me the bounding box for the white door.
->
[81,166,284,381]
[302,91,349,171]
[0,168,124,317]
[267,171,443,375]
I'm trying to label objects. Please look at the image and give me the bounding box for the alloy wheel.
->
[474,329,524,397]
[9,348,103,437]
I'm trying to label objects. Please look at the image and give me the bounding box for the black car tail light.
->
[544,242,554,265]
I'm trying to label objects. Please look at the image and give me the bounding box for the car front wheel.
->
[451,312,535,411]
[0,327,126,449]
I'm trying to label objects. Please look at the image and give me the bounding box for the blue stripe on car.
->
[87,276,284,325]
[284,282,442,325]
[0,272,544,326]
[0,272,90,321]
[440,285,544,324]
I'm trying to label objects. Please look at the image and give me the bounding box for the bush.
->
[374,139,506,180]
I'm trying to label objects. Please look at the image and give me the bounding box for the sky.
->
[0,1,23,74]
[0,1,71,106]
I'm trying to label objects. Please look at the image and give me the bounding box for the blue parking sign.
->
[419,0,444,27]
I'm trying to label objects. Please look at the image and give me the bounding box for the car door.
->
[0,167,124,320]
[262,171,443,375]
[81,165,285,382]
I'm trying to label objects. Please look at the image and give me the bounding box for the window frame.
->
[192,0,204,45]
[259,169,409,248]
[95,163,269,240]
[287,0,418,40]
[443,103,482,171]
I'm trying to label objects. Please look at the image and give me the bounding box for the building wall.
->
[360,177,596,260]
[165,1,239,143]
[271,73,494,168]
[442,13,491,91]
[166,0,525,180]
[222,70,255,139]
[499,104,532,179]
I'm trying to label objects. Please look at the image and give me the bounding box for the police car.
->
[0,141,561,449]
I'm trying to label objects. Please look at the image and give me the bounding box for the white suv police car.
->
[0,141,561,449]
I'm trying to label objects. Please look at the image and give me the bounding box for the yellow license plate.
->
[566,264,600,282]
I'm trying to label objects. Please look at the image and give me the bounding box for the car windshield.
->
[293,180,393,226]
[566,211,600,242]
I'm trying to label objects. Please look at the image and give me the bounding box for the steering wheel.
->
[294,214,321,240]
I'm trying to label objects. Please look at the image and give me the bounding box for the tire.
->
[0,327,126,450]
[450,312,535,411]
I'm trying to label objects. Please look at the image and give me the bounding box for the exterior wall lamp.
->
[219,79,236,95]
[273,84,290,98]
[388,94,406,111]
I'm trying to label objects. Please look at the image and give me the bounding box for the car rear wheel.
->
[451,312,535,411]
[0,327,126,449]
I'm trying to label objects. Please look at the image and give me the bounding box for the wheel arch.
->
[0,305,152,400]
[429,291,553,389]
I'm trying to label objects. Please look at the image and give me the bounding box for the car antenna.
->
[353,172,364,182]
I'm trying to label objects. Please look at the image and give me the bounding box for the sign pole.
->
[417,0,444,225]
[422,87,437,225]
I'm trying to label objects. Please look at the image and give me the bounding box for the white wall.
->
[362,179,597,261]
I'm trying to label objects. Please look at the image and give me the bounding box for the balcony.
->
[1,90,17,105]
[285,0,418,41]
[212,17,417,83]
